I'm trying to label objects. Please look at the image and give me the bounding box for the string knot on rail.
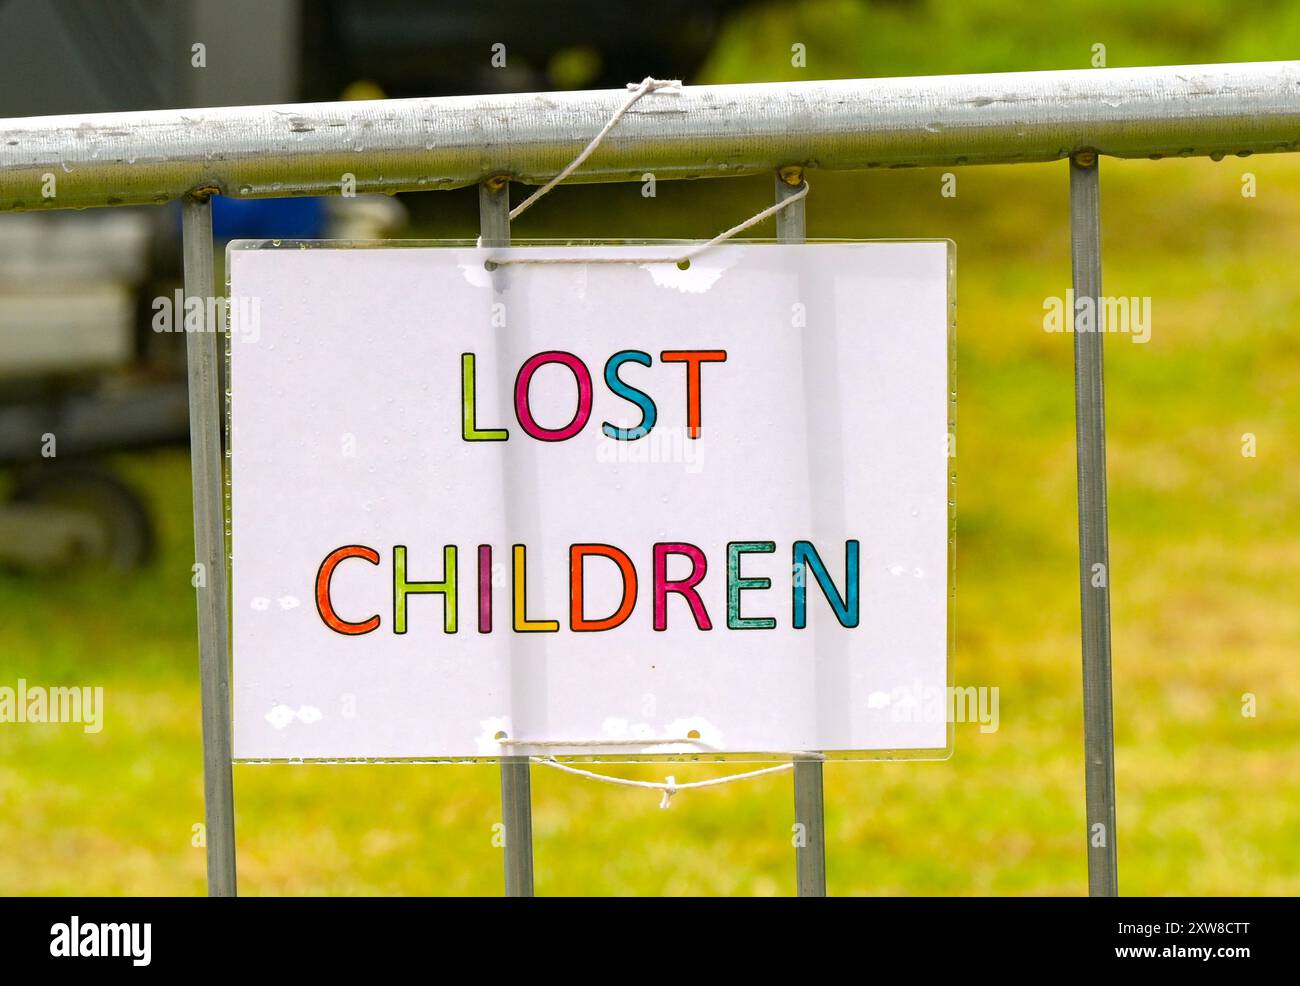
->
[507,77,681,222]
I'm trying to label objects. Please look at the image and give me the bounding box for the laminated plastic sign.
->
[227,241,954,762]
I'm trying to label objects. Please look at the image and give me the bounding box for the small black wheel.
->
[8,462,156,571]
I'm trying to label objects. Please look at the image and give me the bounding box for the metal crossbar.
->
[3,61,1290,897]
[3,63,1300,211]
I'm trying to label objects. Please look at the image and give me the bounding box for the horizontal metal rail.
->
[2,62,1300,211]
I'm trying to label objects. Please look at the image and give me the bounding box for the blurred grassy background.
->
[2,0,1299,895]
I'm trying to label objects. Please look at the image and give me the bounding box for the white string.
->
[532,757,794,809]
[483,75,810,269]
[509,76,681,222]
[487,182,809,269]
[498,736,719,750]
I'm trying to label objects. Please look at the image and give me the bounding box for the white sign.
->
[228,242,952,760]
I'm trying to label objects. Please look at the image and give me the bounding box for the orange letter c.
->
[316,545,381,635]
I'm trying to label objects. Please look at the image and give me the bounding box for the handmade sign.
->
[228,242,952,760]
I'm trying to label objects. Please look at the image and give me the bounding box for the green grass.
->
[2,150,1297,895]
[700,0,1300,81]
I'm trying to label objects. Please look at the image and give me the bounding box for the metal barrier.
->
[5,60,1298,898]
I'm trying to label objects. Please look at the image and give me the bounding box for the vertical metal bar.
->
[499,758,534,898]
[778,167,827,898]
[181,195,237,897]
[776,167,807,242]
[1068,154,1119,897]
[793,755,827,897]
[480,177,535,898]
[479,177,511,249]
